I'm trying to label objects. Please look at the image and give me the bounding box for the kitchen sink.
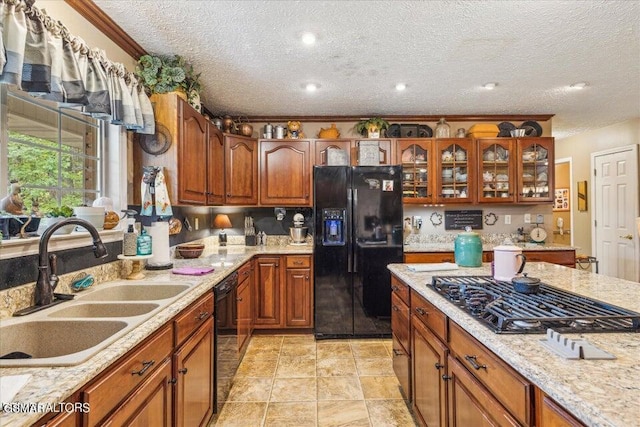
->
[47,302,160,318]
[77,283,192,302]
[0,320,128,367]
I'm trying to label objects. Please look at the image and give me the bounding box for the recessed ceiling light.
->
[569,82,587,89]
[301,32,316,45]
[305,83,318,92]
[395,83,407,91]
[483,82,497,90]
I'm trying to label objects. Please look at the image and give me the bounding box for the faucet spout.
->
[35,218,108,306]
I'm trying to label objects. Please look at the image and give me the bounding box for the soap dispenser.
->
[136,226,153,256]
[122,214,138,256]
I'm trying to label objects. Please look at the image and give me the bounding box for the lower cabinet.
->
[254,256,283,327]
[237,260,254,353]
[405,250,575,267]
[535,389,585,427]
[285,255,313,328]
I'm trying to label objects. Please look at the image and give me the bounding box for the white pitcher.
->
[493,245,526,281]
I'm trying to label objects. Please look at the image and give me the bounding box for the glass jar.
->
[435,118,450,138]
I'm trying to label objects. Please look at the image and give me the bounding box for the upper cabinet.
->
[516,137,554,203]
[314,139,352,165]
[434,138,475,204]
[477,138,516,203]
[352,139,395,165]
[177,101,208,205]
[259,140,312,206]
[399,139,436,204]
[225,135,259,205]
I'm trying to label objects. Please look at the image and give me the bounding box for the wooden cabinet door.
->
[392,333,411,402]
[285,267,312,327]
[260,140,312,206]
[399,139,436,204]
[173,317,214,427]
[536,389,585,427]
[237,266,252,353]
[102,358,173,427]
[477,138,516,203]
[412,316,448,427]
[254,256,283,327]
[45,410,77,427]
[447,355,520,427]
[435,138,475,204]
[516,137,554,203]
[352,139,395,165]
[314,139,352,165]
[225,135,258,205]
[207,124,225,205]
[178,99,208,205]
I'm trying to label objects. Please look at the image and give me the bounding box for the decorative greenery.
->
[135,54,202,100]
[354,117,390,137]
[48,205,74,218]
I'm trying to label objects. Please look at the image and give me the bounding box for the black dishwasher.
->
[213,271,238,413]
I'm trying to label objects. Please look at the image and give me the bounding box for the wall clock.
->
[139,124,172,155]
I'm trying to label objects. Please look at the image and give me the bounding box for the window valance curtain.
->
[0,0,154,134]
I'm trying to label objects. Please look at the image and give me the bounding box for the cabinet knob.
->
[442,375,452,381]
[237,297,243,301]
[227,193,231,197]
[392,305,399,311]
[178,367,188,375]
[415,307,427,316]
[435,362,443,370]
[168,378,177,384]
[392,349,403,356]
[196,312,209,320]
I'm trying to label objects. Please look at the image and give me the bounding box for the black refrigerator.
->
[313,166,403,339]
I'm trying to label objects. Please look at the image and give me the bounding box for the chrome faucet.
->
[35,218,108,306]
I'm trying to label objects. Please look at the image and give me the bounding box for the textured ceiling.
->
[93,0,640,140]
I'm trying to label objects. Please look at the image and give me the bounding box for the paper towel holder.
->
[146,219,174,270]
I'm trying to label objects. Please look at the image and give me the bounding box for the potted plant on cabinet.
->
[135,54,202,112]
[354,117,390,138]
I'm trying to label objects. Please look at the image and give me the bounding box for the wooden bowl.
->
[176,243,205,259]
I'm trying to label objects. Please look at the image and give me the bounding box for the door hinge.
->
[594,220,597,227]
[594,169,597,176]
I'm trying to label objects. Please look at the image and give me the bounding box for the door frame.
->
[554,157,574,247]
[590,144,640,281]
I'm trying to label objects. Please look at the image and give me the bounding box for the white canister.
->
[493,245,525,281]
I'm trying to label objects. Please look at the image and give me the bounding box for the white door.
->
[592,145,639,281]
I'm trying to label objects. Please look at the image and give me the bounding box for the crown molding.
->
[243,114,554,123]
[64,0,147,59]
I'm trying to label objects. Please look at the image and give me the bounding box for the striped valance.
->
[0,0,154,134]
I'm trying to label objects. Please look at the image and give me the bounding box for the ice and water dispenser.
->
[322,208,345,245]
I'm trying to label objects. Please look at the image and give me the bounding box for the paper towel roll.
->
[147,221,171,267]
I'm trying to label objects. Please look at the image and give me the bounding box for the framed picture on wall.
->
[554,188,570,211]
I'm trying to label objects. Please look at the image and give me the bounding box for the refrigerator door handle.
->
[351,188,357,273]
[347,187,353,272]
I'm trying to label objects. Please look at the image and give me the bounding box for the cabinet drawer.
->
[449,321,532,426]
[81,324,173,426]
[404,252,455,263]
[410,289,447,342]
[391,292,410,353]
[174,292,214,347]
[391,275,410,306]
[286,255,311,268]
[238,261,252,280]
[523,250,575,266]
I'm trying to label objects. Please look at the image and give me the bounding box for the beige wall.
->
[555,118,640,255]
[552,162,572,246]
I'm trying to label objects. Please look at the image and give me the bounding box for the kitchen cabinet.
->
[314,139,352,165]
[477,138,516,203]
[225,134,259,205]
[42,409,78,427]
[352,139,395,165]
[178,99,208,205]
[206,125,225,205]
[516,137,554,203]
[259,140,312,206]
[285,255,313,328]
[237,260,254,353]
[254,256,283,328]
[405,252,456,263]
[404,250,573,267]
[435,138,475,204]
[399,139,436,203]
[391,276,411,401]
[522,249,575,268]
[535,389,585,427]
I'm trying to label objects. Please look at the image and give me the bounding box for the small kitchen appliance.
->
[289,213,308,244]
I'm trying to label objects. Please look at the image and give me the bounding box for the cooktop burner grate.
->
[431,276,640,334]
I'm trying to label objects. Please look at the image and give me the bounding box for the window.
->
[1,86,103,214]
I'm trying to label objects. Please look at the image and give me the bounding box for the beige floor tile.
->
[270,378,317,402]
[366,399,417,426]
[360,376,404,400]
[316,357,358,377]
[236,358,278,378]
[211,401,267,426]
[281,342,317,358]
[355,358,395,376]
[244,345,281,360]
[351,341,390,359]
[227,377,273,402]
[316,342,353,359]
[317,376,364,401]
[282,334,316,344]
[317,400,370,427]
[264,401,317,426]
[276,356,316,378]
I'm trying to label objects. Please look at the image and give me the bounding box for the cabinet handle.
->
[442,258,453,262]
[294,260,303,265]
[391,285,399,292]
[392,349,403,356]
[435,362,443,370]
[442,375,452,381]
[227,193,231,197]
[131,360,155,376]
[305,275,309,280]
[178,368,188,375]
[415,307,427,315]
[243,270,250,276]
[196,311,209,320]
[464,355,487,370]
[168,378,177,384]
[237,297,243,301]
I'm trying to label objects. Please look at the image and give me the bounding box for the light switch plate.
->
[505,215,511,225]
[524,214,531,224]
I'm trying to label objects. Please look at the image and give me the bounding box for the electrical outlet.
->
[413,216,422,228]
[536,214,544,224]
[505,215,511,225]
[524,213,531,224]
[194,217,199,230]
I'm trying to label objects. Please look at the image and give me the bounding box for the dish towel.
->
[141,167,173,216]
[407,263,459,272]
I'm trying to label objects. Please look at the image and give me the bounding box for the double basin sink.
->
[0,281,196,367]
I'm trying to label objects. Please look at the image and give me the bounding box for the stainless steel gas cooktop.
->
[431,276,640,334]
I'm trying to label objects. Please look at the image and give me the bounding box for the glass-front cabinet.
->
[478,139,515,203]
[516,137,554,203]
[435,138,475,204]
[399,139,435,204]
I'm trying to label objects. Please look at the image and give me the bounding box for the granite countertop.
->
[388,263,640,427]
[0,244,312,427]
[403,242,577,252]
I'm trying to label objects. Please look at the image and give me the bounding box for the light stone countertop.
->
[387,263,640,427]
[0,244,312,427]
[403,242,577,252]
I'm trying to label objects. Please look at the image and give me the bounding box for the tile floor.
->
[210,334,417,426]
